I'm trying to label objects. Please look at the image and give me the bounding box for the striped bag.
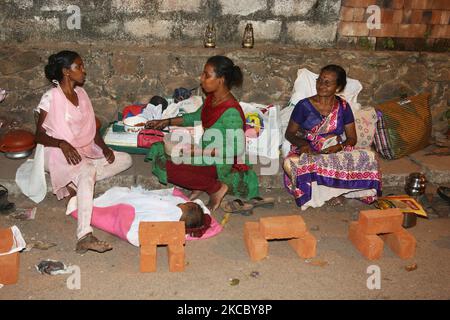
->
[373,93,431,160]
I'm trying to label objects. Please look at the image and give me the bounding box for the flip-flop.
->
[437,186,450,204]
[75,233,113,254]
[249,196,275,209]
[221,199,254,216]
[0,184,15,215]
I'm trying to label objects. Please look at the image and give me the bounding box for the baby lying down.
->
[66,186,220,247]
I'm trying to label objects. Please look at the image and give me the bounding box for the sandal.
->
[249,196,275,209]
[327,196,345,207]
[437,186,450,204]
[221,199,254,216]
[0,184,15,215]
[75,233,113,254]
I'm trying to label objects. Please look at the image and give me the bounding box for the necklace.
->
[313,96,336,117]
[212,91,231,106]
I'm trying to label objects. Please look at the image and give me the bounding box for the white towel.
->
[15,144,47,203]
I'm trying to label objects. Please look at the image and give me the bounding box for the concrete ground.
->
[0,147,449,300]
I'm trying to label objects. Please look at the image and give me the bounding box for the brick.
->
[259,215,307,240]
[343,0,377,7]
[348,222,384,260]
[403,9,412,23]
[430,25,450,38]
[431,10,443,24]
[0,252,20,285]
[339,21,370,36]
[390,0,405,9]
[220,0,266,16]
[353,8,366,21]
[167,244,185,272]
[440,11,450,24]
[288,232,317,259]
[393,9,404,23]
[237,20,282,41]
[382,9,395,23]
[432,0,450,10]
[358,209,403,235]
[405,0,434,9]
[397,23,427,37]
[411,9,424,23]
[0,228,20,285]
[159,0,201,13]
[272,0,316,16]
[140,245,157,272]
[381,9,403,23]
[370,23,399,36]
[244,222,268,261]
[340,6,354,21]
[422,10,433,23]
[139,221,185,246]
[381,229,416,259]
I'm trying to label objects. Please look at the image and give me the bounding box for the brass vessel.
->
[204,24,216,48]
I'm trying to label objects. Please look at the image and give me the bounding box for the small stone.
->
[250,271,260,278]
[310,225,320,231]
[229,278,240,286]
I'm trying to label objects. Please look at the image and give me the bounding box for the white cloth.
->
[304,182,377,210]
[0,226,26,256]
[161,96,203,119]
[141,103,163,121]
[15,144,47,203]
[281,68,363,157]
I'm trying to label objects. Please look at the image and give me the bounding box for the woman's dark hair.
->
[321,64,347,92]
[44,50,80,84]
[206,55,243,89]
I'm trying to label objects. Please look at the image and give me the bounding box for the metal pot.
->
[402,212,417,228]
[405,172,427,197]
[0,129,36,160]
[4,149,33,159]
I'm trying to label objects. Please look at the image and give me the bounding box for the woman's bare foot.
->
[189,190,203,200]
[207,183,229,212]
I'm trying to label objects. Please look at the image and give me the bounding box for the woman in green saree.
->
[145,56,263,212]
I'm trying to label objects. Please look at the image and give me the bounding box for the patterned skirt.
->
[283,149,382,209]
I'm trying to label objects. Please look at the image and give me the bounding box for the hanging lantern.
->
[204,24,216,48]
[242,23,254,49]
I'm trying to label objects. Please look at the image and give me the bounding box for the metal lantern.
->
[242,23,254,49]
[204,24,216,48]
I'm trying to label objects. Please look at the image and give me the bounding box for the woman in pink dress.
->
[35,51,132,253]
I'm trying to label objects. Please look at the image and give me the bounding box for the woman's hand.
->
[103,147,115,164]
[299,144,315,154]
[145,119,169,130]
[321,144,343,154]
[59,140,82,165]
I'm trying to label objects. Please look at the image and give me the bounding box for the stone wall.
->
[0,43,448,137]
[0,0,342,47]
